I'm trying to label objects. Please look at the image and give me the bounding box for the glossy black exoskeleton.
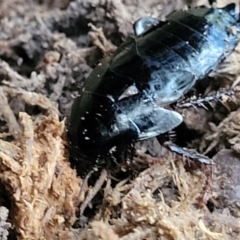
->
[68,4,240,172]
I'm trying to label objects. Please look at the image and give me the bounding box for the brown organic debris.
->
[0,112,83,239]
[0,0,240,240]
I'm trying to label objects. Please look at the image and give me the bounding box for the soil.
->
[0,0,240,239]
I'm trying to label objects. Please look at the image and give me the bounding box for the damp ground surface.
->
[0,0,240,239]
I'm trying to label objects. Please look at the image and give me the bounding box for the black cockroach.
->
[68,4,240,173]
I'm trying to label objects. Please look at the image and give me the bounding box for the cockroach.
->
[68,4,240,174]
